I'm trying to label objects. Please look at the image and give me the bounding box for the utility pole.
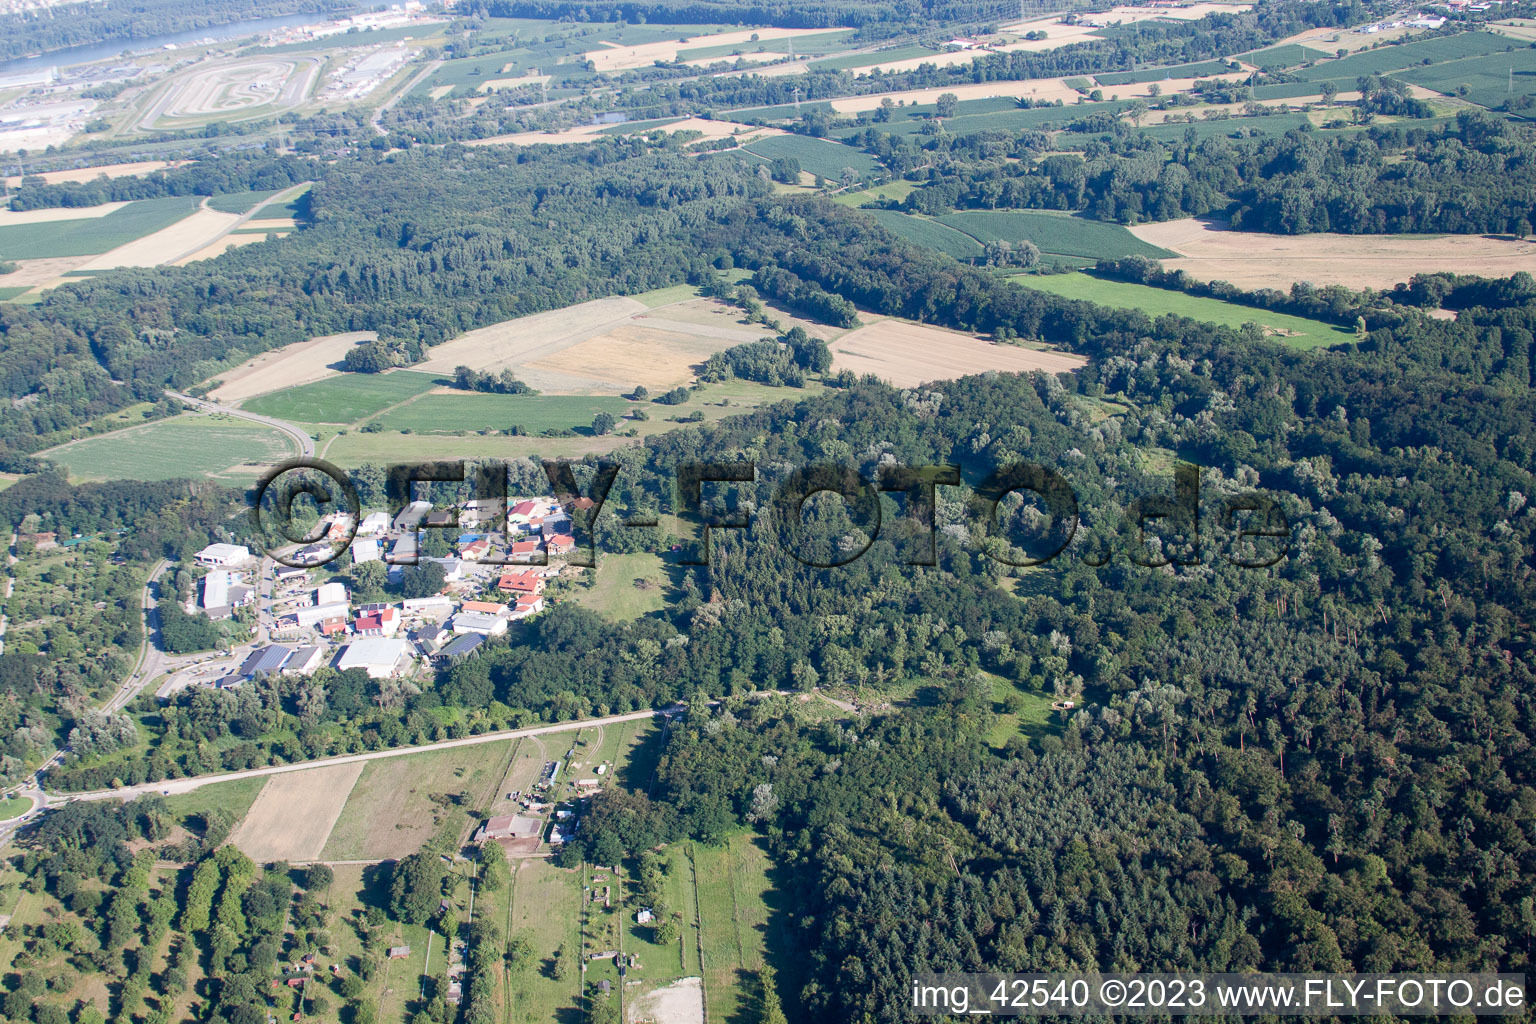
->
[792,85,800,110]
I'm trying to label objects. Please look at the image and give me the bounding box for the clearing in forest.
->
[210,331,379,403]
[830,319,1085,386]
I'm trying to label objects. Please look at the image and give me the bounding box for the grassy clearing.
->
[738,133,878,178]
[985,674,1060,749]
[0,285,30,301]
[691,834,778,1021]
[251,185,311,220]
[1009,272,1352,349]
[938,210,1177,260]
[160,776,267,828]
[43,413,297,482]
[0,196,196,260]
[1133,110,1318,142]
[319,740,514,861]
[829,179,921,207]
[570,551,669,620]
[505,858,584,1023]
[242,370,441,423]
[0,795,32,820]
[628,281,699,307]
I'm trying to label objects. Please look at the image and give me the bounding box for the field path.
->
[163,181,311,265]
[167,390,314,456]
[48,706,670,804]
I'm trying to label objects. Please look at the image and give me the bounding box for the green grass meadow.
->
[43,414,299,482]
[738,133,878,178]
[1009,272,1353,349]
[205,188,284,214]
[0,196,197,260]
[377,393,637,434]
[241,370,441,424]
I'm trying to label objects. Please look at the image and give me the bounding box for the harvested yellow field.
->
[830,78,1083,113]
[584,26,835,72]
[415,295,647,375]
[209,330,377,402]
[0,201,130,227]
[228,761,365,862]
[173,232,278,265]
[0,159,180,188]
[526,316,764,391]
[428,84,453,99]
[76,207,240,270]
[831,319,1086,386]
[652,117,782,141]
[241,217,296,231]
[0,255,91,289]
[1130,217,1536,290]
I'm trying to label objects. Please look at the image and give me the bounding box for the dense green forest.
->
[0,0,351,61]
[871,112,1536,233]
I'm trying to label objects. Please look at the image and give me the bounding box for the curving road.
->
[167,389,314,457]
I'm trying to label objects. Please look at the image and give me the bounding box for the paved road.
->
[52,706,674,804]
[167,390,314,456]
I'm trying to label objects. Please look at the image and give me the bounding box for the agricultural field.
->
[40,413,300,482]
[1009,272,1352,349]
[210,329,375,404]
[1132,110,1318,142]
[376,393,638,434]
[936,210,1178,260]
[0,196,197,260]
[1291,31,1510,84]
[229,762,367,862]
[678,28,852,62]
[318,740,515,861]
[205,188,286,214]
[1094,58,1232,85]
[808,44,943,71]
[75,206,241,270]
[830,179,921,207]
[241,369,441,424]
[1129,216,1536,290]
[830,318,1086,385]
[836,98,1136,139]
[1395,47,1536,110]
[865,209,984,258]
[736,133,879,179]
[1239,43,1329,67]
[503,858,585,1022]
[159,776,267,829]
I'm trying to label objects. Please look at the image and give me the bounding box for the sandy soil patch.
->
[416,295,648,375]
[428,84,454,99]
[228,761,365,862]
[651,117,782,141]
[1129,217,1536,289]
[0,201,131,227]
[1,160,180,189]
[628,977,704,1024]
[242,217,297,231]
[0,255,92,288]
[1493,20,1536,41]
[76,208,240,270]
[209,330,377,402]
[585,27,834,72]
[174,232,276,265]
[831,319,1086,386]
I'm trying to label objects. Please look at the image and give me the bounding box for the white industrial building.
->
[336,637,415,679]
[316,581,349,606]
[195,543,251,566]
[351,538,382,563]
[358,511,391,536]
[294,600,352,628]
[451,612,508,637]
